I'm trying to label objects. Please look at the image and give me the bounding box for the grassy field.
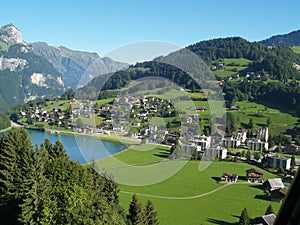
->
[292,46,300,54]
[96,150,282,225]
[213,58,252,78]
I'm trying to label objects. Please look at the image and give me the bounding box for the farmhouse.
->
[246,168,264,183]
[221,173,238,182]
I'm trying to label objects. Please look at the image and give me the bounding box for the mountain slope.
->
[0,24,64,112]
[261,29,300,46]
[30,42,128,89]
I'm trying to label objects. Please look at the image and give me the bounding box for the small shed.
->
[263,178,285,191]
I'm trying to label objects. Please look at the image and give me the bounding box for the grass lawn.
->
[292,46,300,54]
[231,100,299,135]
[114,161,281,225]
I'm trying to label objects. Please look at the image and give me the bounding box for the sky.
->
[1,0,300,58]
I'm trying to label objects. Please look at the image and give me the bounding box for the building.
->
[284,144,300,155]
[267,156,291,170]
[248,139,269,151]
[205,146,227,159]
[222,137,241,148]
[254,214,276,225]
[221,173,238,182]
[270,188,287,202]
[222,131,247,149]
[191,135,211,151]
[262,178,285,191]
[246,168,264,183]
[257,127,269,142]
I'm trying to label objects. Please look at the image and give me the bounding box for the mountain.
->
[0,23,127,112]
[0,24,64,112]
[30,42,128,89]
[261,29,300,46]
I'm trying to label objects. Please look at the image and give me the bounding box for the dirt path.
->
[121,182,251,200]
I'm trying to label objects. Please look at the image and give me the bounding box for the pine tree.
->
[291,154,296,170]
[239,208,250,225]
[127,194,145,225]
[19,144,51,224]
[265,204,274,215]
[0,128,34,223]
[246,150,251,161]
[144,200,159,225]
[52,140,67,158]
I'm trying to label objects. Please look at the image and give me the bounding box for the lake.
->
[28,130,126,164]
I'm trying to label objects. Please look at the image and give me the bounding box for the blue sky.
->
[1,0,300,56]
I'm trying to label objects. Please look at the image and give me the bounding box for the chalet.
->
[254,214,276,225]
[270,188,287,202]
[221,173,238,182]
[246,168,264,183]
[262,178,285,191]
[70,98,76,103]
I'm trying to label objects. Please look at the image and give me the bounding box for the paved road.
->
[121,182,251,200]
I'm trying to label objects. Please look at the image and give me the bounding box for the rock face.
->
[0,23,127,112]
[31,42,128,89]
[0,24,65,112]
[0,23,24,46]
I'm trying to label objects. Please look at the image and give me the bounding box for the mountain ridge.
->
[260,29,300,46]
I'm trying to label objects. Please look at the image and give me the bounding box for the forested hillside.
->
[0,128,159,225]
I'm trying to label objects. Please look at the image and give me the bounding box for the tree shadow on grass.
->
[206,218,236,225]
[254,194,271,201]
[154,151,170,159]
[239,175,248,181]
[249,184,263,190]
[211,176,221,182]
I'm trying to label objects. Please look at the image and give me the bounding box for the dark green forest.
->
[0,128,158,225]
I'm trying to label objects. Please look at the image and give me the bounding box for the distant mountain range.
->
[260,29,300,46]
[0,23,127,112]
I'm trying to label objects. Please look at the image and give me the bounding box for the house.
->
[246,168,264,183]
[254,214,276,225]
[267,156,291,170]
[248,139,269,151]
[221,173,238,182]
[270,188,287,202]
[262,178,285,191]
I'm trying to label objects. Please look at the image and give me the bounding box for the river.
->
[28,129,126,164]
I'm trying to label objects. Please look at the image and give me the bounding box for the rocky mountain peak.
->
[0,23,24,45]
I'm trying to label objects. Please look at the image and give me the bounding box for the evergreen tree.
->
[246,150,251,161]
[291,154,296,170]
[145,200,159,225]
[127,194,145,225]
[0,128,34,223]
[248,118,254,129]
[239,208,250,225]
[265,204,274,215]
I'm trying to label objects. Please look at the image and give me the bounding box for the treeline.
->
[76,61,200,100]
[0,128,159,225]
[223,80,300,111]
[187,37,300,80]
[0,114,10,130]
